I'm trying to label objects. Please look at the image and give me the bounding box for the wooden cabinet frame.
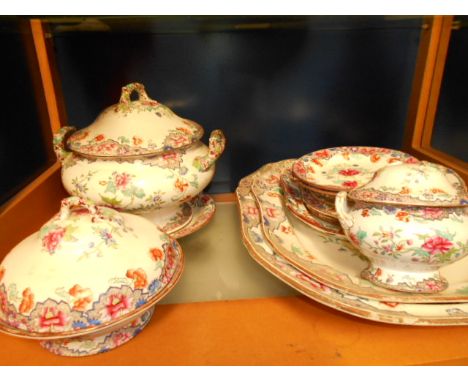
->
[404,15,467,182]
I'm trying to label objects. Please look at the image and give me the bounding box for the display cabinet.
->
[0,16,467,365]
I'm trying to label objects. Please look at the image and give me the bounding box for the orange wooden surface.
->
[1,295,468,366]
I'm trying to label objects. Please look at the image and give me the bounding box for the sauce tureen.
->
[335,161,468,293]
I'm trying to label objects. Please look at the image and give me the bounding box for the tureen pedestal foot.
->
[361,264,448,294]
[39,307,155,357]
[138,203,193,235]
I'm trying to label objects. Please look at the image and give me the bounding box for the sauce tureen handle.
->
[53,126,76,163]
[192,130,226,172]
[335,191,354,230]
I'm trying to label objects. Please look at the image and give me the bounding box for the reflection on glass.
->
[432,16,468,163]
[0,18,54,206]
[49,16,423,192]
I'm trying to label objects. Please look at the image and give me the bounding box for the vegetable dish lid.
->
[0,197,183,337]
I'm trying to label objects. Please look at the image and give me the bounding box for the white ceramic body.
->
[60,141,215,212]
[0,197,183,338]
[335,192,468,293]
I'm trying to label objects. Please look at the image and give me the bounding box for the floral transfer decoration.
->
[0,240,181,335]
[66,83,204,158]
[349,161,468,207]
[236,170,468,326]
[40,307,155,357]
[292,146,419,192]
[244,160,468,303]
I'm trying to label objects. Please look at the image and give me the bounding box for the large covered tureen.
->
[53,83,225,227]
[0,196,184,356]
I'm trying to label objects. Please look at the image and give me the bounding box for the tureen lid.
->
[67,83,204,158]
[348,161,468,207]
[0,197,182,337]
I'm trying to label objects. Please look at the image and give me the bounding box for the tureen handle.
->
[193,130,226,172]
[53,126,76,163]
[58,197,99,221]
[335,191,354,230]
[119,83,153,104]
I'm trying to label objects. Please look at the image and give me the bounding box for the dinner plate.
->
[252,160,468,303]
[292,147,419,192]
[237,171,468,326]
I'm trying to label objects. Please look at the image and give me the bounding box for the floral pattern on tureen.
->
[349,161,468,207]
[0,197,183,336]
[236,170,468,326]
[336,161,468,293]
[67,83,203,158]
[53,82,225,215]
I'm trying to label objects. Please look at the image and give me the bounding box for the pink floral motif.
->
[422,236,453,255]
[39,307,67,328]
[349,232,360,246]
[42,228,66,254]
[113,332,133,346]
[339,169,360,176]
[405,156,420,164]
[424,279,444,292]
[422,208,445,220]
[106,294,130,318]
[114,173,131,189]
[342,180,358,188]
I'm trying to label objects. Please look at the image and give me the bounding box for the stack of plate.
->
[236,158,468,326]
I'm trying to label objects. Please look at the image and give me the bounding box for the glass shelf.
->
[162,202,298,305]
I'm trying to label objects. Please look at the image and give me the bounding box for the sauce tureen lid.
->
[67,82,204,158]
[0,197,182,337]
[348,161,468,207]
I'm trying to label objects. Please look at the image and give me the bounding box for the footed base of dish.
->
[39,307,155,357]
[138,203,193,235]
[361,264,448,294]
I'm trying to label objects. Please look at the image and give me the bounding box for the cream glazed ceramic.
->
[53,82,225,226]
[247,160,468,303]
[336,161,468,294]
[171,194,216,239]
[0,196,184,356]
[292,146,419,192]
[279,171,342,231]
[236,173,468,326]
